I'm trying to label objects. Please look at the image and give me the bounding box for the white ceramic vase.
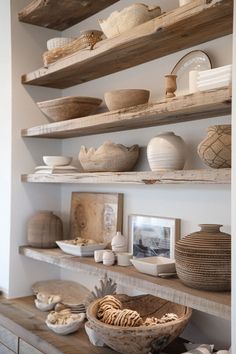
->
[147,132,186,171]
[111,231,128,253]
[102,250,115,266]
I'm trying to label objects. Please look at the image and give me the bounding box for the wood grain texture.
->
[21,0,233,88]
[0,324,18,352]
[18,0,119,30]
[21,87,231,139]
[0,342,15,354]
[19,339,43,354]
[21,169,231,185]
[19,247,231,320]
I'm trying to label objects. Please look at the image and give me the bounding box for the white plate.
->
[130,256,176,276]
[171,50,212,96]
[56,240,106,257]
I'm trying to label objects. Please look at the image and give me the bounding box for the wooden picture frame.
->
[129,214,180,259]
[69,192,123,246]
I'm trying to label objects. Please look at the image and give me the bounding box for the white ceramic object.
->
[99,3,161,38]
[102,250,115,266]
[46,313,85,335]
[197,64,232,79]
[94,249,105,263]
[130,256,176,276]
[34,293,61,311]
[43,156,72,167]
[47,37,75,51]
[147,132,186,171]
[117,252,133,266]
[189,70,199,94]
[111,231,128,253]
[179,0,193,6]
[56,240,106,257]
[171,50,211,95]
[85,321,105,347]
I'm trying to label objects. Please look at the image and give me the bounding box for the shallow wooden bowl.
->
[37,96,102,122]
[104,89,150,111]
[86,294,192,354]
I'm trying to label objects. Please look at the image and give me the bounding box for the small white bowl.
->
[47,37,75,51]
[131,256,176,276]
[117,252,133,266]
[46,313,85,335]
[43,156,72,167]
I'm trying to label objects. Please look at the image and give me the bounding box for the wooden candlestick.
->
[165,74,177,98]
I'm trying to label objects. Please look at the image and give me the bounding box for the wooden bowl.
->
[104,89,150,111]
[79,141,140,172]
[37,96,102,122]
[86,294,192,354]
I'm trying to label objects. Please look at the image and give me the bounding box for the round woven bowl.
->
[175,224,231,291]
[86,294,192,354]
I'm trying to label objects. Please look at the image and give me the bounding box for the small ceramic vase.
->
[175,224,231,291]
[147,132,186,171]
[111,232,128,253]
[103,250,115,266]
[197,124,231,168]
[165,74,177,98]
[27,211,63,248]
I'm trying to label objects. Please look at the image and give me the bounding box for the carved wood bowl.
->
[104,89,150,111]
[86,294,192,354]
[37,96,102,122]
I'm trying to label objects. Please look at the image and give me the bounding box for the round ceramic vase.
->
[111,231,127,253]
[147,132,186,171]
[197,124,231,168]
[175,224,231,291]
[27,211,63,248]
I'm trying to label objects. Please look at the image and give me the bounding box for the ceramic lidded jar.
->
[197,124,231,168]
[27,211,63,248]
[147,132,186,171]
[175,224,231,291]
[111,231,128,253]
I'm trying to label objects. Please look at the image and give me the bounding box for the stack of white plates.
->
[197,64,232,91]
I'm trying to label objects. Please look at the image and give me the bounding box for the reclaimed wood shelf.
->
[21,169,231,185]
[18,0,119,31]
[19,247,231,320]
[21,87,232,139]
[21,0,233,88]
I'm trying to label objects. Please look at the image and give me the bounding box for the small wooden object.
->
[165,74,177,98]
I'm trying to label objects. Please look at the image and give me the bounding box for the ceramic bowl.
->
[37,96,102,122]
[46,313,85,335]
[43,156,72,167]
[47,37,75,51]
[104,89,150,111]
[130,256,176,276]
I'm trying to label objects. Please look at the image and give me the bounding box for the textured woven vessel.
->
[87,294,191,354]
[197,124,231,168]
[175,224,231,291]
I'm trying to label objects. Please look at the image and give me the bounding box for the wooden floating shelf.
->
[21,169,231,185]
[19,247,231,320]
[21,87,232,139]
[21,0,233,88]
[18,0,119,31]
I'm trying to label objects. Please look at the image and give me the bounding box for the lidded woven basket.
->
[175,224,231,291]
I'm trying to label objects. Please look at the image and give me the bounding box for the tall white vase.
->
[147,132,186,171]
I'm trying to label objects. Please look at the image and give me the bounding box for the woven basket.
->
[86,294,192,354]
[175,224,231,291]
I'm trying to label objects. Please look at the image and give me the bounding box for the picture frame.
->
[69,192,123,246]
[129,214,180,259]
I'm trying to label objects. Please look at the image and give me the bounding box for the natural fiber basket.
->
[86,294,192,354]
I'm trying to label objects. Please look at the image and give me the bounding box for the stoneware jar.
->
[197,124,231,168]
[147,132,186,171]
[27,211,63,248]
[111,231,128,253]
[102,250,115,266]
[175,224,231,291]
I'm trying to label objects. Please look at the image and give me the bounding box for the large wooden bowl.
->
[86,294,192,354]
[104,89,150,111]
[37,96,102,122]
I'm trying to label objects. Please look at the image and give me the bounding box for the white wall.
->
[61,1,232,349]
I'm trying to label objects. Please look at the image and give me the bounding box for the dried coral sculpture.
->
[85,274,117,308]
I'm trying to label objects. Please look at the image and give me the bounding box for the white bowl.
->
[35,299,57,311]
[46,313,85,335]
[56,240,106,257]
[131,256,176,276]
[43,156,72,167]
[47,37,75,51]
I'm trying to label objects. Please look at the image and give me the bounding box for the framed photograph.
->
[69,192,123,245]
[129,215,180,259]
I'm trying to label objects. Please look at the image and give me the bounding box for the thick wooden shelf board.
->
[18,0,119,31]
[21,169,231,185]
[21,0,233,88]
[21,88,232,139]
[19,247,231,320]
